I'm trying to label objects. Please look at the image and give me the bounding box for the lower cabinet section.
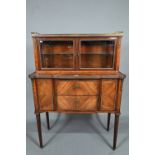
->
[57,96,98,111]
[34,79,121,112]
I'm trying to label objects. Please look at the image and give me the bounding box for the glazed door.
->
[79,39,116,69]
[39,39,76,69]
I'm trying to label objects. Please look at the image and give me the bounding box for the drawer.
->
[55,80,99,95]
[57,96,98,111]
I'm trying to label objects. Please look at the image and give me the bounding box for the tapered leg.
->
[107,113,111,131]
[46,112,50,130]
[36,113,43,148]
[113,114,120,150]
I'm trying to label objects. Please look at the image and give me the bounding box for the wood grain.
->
[37,79,53,111]
[100,80,117,111]
[57,96,98,111]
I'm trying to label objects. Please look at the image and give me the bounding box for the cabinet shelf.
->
[41,52,113,55]
[41,53,73,55]
[81,52,113,55]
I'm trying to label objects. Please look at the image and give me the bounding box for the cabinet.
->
[29,32,126,150]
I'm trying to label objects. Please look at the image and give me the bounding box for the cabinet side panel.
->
[115,37,122,70]
[37,79,53,111]
[31,79,39,113]
[115,79,123,113]
[32,38,41,70]
[101,80,117,111]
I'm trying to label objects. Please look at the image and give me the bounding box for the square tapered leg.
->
[113,114,120,150]
[46,112,50,130]
[107,113,111,131]
[36,113,43,148]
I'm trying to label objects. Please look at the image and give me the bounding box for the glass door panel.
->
[80,40,115,69]
[81,54,113,68]
[40,40,74,69]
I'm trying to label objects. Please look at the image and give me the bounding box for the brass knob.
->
[67,46,72,49]
[74,99,80,104]
[72,84,80,89]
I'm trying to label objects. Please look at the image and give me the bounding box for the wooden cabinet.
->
[29,32,126,150]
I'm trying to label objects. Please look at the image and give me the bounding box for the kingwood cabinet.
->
[29,32,126,150]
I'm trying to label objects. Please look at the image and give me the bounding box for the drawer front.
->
[55,80,99,95]
[57,96,98,111]
[100,80,117,111]
[37,79,53,111]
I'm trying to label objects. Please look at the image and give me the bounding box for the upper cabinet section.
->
[32,32,123,71]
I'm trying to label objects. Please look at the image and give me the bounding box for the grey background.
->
[26,0,129,154]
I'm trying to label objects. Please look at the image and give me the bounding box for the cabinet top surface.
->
[31,32,124,38]
[29,71,126,79]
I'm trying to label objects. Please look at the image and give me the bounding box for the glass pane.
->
[80,40,115,68]
[81,40,114,54]
[40,41,74,68]
[81,54,113,68]
[41,54,73,68]
[41,41,73,54]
